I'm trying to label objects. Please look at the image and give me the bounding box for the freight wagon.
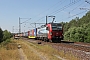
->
[23,31,29,38]
[28,29,37,39]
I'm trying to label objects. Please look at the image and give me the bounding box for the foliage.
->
[0,29,12,43]
[1,39,11,46]
[63,11,90,43]
[0,28,3,43]
[3,30,12,41]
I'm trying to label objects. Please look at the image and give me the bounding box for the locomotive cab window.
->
[51,23,62,31]
[52,26,62,30]
[46,27,48,30]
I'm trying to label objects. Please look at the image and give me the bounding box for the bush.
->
[1,39,11,46]
[3,30,12,41]
[0,28,3,43]
[64,24,90,43]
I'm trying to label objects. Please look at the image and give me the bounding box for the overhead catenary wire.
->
[85,0,90,4]
[27,0,65,29]
[68,10,87,18]
[48,0,82,15]
[20,18,31,24]
[63,0,90,21]
[69,1,85,12]
[61,10,88,22]
[31,0,65,23]
[49,0,79,15]
[36,0,82,23]
[33,0,82,24]
[68,1,85,18]
[24,0,89,30]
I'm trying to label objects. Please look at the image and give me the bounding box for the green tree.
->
[3,30,12,41]
[63,11,90,43]
[84,23,90,43]
[0,28,3,43]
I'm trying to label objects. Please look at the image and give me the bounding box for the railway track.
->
[22,38,90,60]
[50,43,90,52]
[23,38,90,52]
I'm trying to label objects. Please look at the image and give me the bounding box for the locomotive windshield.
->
[51,23,62,30]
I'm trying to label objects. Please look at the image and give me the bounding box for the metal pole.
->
[46,16,47,25]
[52,18,55,23]
[35,23,36,28]
[19,17,31,34]
[12,26,14,33]
[48,16,55,23]
[19,17,21,34]
[12,26,14,39]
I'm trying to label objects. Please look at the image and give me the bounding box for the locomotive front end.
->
[47,23,63,42]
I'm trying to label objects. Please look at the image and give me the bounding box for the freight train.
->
[15,23,63,42]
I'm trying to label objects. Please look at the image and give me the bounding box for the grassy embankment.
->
[0,38,79,60]
[17,39,79,60]
[0,39,20,60]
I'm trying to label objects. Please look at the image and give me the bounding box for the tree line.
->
[61,11,90,43]
[0,28,12,43]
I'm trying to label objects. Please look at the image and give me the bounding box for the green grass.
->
[0,40,20,60]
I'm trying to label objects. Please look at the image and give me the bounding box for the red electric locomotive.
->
[36,23,63,42]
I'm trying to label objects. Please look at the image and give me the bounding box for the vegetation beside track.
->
[17,39,79,60]
[0,39,19,60]
[0,38,80,60]
[16,39,41,60]
[62,11,90,43]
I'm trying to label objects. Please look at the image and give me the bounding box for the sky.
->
[0,0,90,33]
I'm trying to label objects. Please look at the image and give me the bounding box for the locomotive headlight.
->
[60,36,62,38]
[50,32,52,35]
